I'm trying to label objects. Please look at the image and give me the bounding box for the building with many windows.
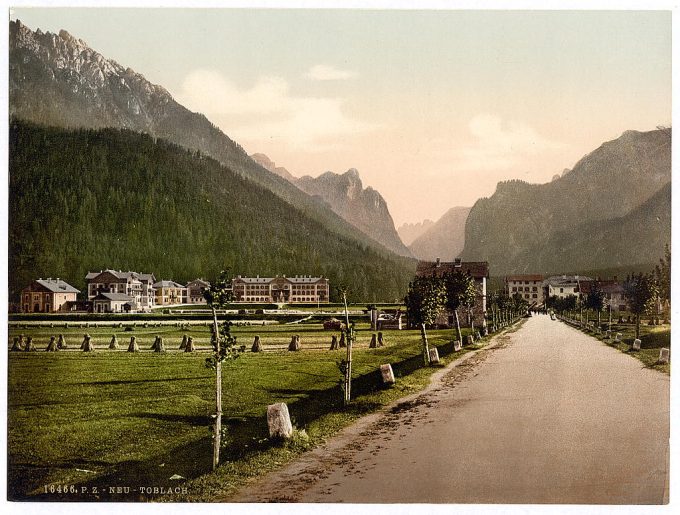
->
[153,280,188,306]
[21,278,80,313]
[186,279,210,304]
[85,270,156,312]
[231,275,330,303]
[505,274,544,306]
[544,275,593,301]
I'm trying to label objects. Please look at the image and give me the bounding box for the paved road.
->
[234,315,670,504]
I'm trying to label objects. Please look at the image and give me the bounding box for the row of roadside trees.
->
[546,245,670,339]
[404,270,530,366]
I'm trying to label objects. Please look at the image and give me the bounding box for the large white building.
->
[544,275,593,300]
[231,275,330,303]
[85,270,156,312]
[505,274,544,305]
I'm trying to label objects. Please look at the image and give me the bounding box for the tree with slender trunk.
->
[443,270,476,344]
[623,273,658,339]
[585,282,605,329]
[405,275,447,365]
[203,270,243,470]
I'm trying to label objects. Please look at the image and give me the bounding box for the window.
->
[533,294,537,298]
[512,287,517,292]
[560,288,564,293]
[532,287,537,292]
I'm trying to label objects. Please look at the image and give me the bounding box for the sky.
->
[8,5,672,226]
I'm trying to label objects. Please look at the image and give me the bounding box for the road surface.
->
[233,315,670,504]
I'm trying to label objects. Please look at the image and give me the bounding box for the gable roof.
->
[93,293,135,302]
[187,279,210,287]
[415,260,489,279]
[505,274,544,282]
[153,280,186,289]
[24,278,80,294]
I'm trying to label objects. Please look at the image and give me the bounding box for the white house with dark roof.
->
[153,280,188,305]
[231,275,330,303]
[544,275,593,300]
[85,270,155,312]
[21,278,80,313]
[92,292,136,313]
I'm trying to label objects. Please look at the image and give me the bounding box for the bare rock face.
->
[296,169,412,257]
[267,403,293,440]
[380,364,395,385]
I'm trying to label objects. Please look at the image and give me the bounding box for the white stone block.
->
[615,333,622,342]
[267,402,293,440]
[632,339,641,351]
[453,340,462,352]
[428,347,440,364]
[658,348,670,364]
[380,364,395,385]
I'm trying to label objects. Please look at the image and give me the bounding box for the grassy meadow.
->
[7,319,486,501]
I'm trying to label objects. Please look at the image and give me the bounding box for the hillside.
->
[408,207,471,261]
[460,128,671,274]
[8,20,403,259]
[8,121,415,302]
[296,170,412,257]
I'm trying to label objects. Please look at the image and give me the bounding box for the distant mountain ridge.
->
[408,207,471,261]
[460,128,671,275]
[296,169,412,257]
[397,220,435,246]
[8,19,406,260]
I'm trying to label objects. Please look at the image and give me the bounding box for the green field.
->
[7,320,486,501]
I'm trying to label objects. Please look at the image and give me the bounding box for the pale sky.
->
[9,6,672,226]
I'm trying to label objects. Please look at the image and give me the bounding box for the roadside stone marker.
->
[267,402,293,440]
[453,340,462,352]
[465,335,474,345]
[605,330,612,339]
[428,347,440,364]
[631,339,641,351]
[380,364,395,385]
[614,333,622,342]
[658,348,670,365]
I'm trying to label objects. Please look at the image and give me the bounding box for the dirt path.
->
[232,315,670,504]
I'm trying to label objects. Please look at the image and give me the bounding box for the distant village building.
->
[231,275,330,303]
[578,279,629,312]
[153,280,189,305]
[505,274,544,306]
[544,275,592,300]
[21,278,79,313]
[186,279,210,304]
[92,293,136,313]
[415,258,489,327]
[85,270,156,312]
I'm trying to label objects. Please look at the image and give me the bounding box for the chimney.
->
[454,258,462,268]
